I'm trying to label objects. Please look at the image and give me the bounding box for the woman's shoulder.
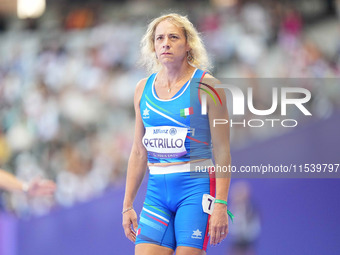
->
[134,78,148,98]
[202,72,220,88]
[203,72,214,79]
[135,72,158,94]
[136,77,148,88]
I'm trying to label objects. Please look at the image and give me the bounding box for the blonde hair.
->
[139,13,212,74]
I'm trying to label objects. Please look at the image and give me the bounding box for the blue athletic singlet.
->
[135,69,216,252]
[139,68,212,164]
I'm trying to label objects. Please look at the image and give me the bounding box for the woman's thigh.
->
[176,246,206,255]
[174,192,210,251]
[135,243,174,255]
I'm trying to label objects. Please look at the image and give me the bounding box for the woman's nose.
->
[162,38,170,48]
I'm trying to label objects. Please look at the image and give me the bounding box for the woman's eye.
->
[156,36,163,40]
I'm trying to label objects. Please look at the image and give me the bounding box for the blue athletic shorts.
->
[135,170,215,251]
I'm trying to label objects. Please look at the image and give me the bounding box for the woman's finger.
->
[127,231,136,242]
[210,226,218,245]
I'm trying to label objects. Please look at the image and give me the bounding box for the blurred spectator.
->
[235,1,271,68]
[228,181,261,255]
[0,129,11,165]
[0,15,7,32]
[278,5,303,54]
[64,6,96,30]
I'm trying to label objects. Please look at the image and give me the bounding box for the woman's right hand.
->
[122,209,138,243]
[26,178,56,197]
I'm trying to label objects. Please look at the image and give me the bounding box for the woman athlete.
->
[122,13,232,255]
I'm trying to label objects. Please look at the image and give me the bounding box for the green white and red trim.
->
[180,107,193,117]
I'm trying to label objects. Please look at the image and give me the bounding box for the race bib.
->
[143,126,188,158]
[202,194,215,215]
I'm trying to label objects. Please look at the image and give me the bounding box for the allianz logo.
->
[153,128,177,135]
[153,129,168,134]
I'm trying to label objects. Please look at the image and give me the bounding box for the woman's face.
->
[154,20,190,66]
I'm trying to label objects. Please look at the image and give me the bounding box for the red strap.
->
[198,71,207,105]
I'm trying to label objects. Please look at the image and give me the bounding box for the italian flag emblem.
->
[180,107,193,117]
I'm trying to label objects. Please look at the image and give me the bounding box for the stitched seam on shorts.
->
[136,240,175,250]
[176,242,204,250]
[160,213,174,248]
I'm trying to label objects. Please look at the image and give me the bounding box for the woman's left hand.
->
[209,203,229,245]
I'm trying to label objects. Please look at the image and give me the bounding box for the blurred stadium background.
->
[0,0,340,254]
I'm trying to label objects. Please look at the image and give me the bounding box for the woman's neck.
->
[159,62,195,87]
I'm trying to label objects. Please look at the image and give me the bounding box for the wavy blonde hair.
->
[139,13,212,74]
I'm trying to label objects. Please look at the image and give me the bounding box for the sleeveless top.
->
[140,68,212,164]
